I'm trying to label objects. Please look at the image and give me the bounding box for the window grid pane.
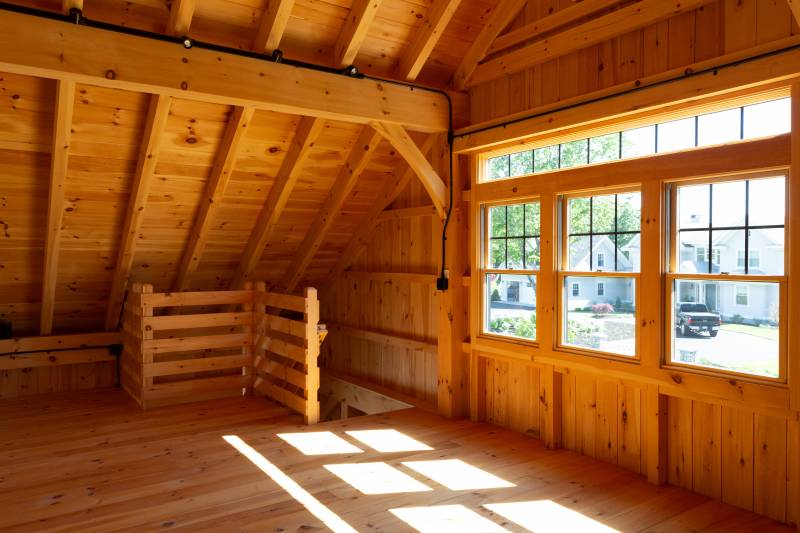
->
[487,203,541,271]
[484,97,790,181]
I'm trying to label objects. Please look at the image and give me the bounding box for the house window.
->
[669,175,785,379]
[483,202,540,341]
[735,285,749,306]
[566,192,641,272]
[560,190,641,358]
[483,97,790,182]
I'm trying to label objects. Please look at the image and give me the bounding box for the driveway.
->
[674,329,778,377]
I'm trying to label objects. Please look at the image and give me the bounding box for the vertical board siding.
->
[467,0,798,125]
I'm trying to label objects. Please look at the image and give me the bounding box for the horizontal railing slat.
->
[144,333,251,353]
[145,354,253,377]
[0,332,122,354]
[144,312,253,331]
[141,290,253,308]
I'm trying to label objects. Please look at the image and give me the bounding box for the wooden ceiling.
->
[1,0,797,338]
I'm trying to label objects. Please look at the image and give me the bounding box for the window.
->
[669,176,785,379]
[560,191,641,357]
[483,202,540,341]
[735,285,749,306]
[483,97,790,182]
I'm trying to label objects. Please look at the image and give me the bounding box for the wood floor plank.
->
[0,389,791,532]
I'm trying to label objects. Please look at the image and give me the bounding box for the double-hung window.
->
[668,176,785,379]
[483,202,540,341]
[559,191,641,357]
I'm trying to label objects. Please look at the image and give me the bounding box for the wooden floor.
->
[0,389,792,532]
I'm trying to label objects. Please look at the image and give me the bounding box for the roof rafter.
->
[0,10,448,133]
[487,0,623,56]
[173,106,255,292]
[335,0,385,67]
[469,0,713,87]
[396,0,463,81]
[40,80,76,335]
[229,116,325,289]
[104,95,173,331]
[166,0,197,36]
[450,0,528,90]
[281,126,383,293]
[253,0,296,53]
[370,121,447,219]
[325,134,436,282]
[789,0,800,25]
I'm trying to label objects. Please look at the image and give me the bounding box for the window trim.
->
[597,281,605,296]
[480,198,541,345]
[556,186,643,361]
[665,174,788,383]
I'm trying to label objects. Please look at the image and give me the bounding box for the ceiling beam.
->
[282,126,382,293]
[40,80,76,336]
[173,106,255,292]
[450,0,528,90]
[469,0,713,87]
[166,0,197,36]
[253,0,296,53]
[229,116,325,289]
[396,0,462,81]
[326,135,436,282]
[0,10,448,133]
[371,121,447,219]
[789,0,800,25]
[104,95,172,331]
[334,0,385,67]
[487,0,622,56]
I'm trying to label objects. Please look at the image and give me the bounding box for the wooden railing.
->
[121,282,321,421]
[251,282,320,424]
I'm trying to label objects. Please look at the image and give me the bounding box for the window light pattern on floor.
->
[390,504,510,533]
[484,500,620,533]
[277,431,363,455]
[402,459,515,490]
[324,462,433,494]
[345,429,433,453]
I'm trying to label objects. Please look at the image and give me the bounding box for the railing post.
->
[242,281,254,395]
[304,287,320,424]
[140,283,154,409]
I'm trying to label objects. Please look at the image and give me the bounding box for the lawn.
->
[720,323,778,340]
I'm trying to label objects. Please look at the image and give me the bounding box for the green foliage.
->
[566,320,599,344]
[489,314,536,340]
[491,289,501,302]
[560,139,588,168]
[488,203,541,270]
[731,314,745,324]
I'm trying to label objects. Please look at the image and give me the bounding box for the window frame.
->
[556,187,642,361]
[735,284,749,306]
[480,198,541,345]
[665,173,788,382]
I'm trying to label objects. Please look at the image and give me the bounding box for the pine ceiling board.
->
[84,0,167,33]
[0,73,53,336]
[0,73,55,153]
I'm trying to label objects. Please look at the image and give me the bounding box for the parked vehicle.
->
[675,303,721,337]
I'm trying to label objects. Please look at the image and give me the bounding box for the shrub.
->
[731,314,744,324]
[488,314,536,339]
[591,303,614,316]
[491,289,501,302]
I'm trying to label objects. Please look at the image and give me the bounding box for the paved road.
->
[674,328,778,377]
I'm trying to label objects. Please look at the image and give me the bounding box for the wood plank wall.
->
[468,0,800,125]
[320,172,442,406]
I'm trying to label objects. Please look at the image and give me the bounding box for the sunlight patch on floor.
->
[222,435,358,533]
[277,431,363,455]
[345,429,433,453]
[324,462,433,495]
[484,500,620,533]
[402,459,515,490]
[390,504,510,533]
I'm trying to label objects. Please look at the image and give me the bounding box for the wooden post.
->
[140,283,154,409]
[241,281,254,396]
[437,135,468,418]
[789,83,800,414]
[304,287,321,424]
